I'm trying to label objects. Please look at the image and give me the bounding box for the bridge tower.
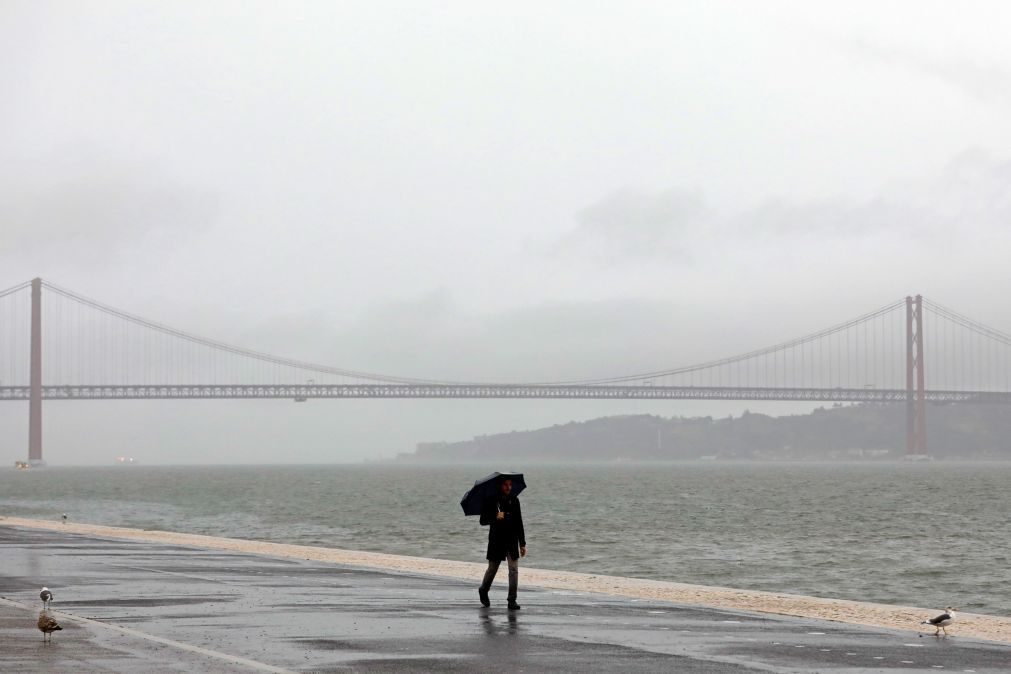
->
[28,277,44,466]
[905,295,927,457]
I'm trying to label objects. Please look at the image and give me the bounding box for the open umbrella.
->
[460,472,526,516]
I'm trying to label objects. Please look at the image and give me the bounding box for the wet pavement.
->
[1,525,1009,673]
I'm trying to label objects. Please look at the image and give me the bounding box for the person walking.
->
[478,476,526,610]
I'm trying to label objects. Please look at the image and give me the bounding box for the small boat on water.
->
[14,460,30,470]
[114,456,138,465]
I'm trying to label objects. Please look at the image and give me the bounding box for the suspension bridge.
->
[4,278,1011,465]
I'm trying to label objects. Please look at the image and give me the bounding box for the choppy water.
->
[2,462,1008,615]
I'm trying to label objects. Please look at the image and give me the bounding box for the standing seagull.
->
[40,587,53,610]
[37,611,62,644]
[922,607,957,636]
[62,513,67,524]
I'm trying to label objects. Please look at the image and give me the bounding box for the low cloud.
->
[554,187,709,263]
[846,37,1011,108]
[561,150,1011,264]
[0,147,217,264]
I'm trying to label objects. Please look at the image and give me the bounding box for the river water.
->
[2,462,1008,615]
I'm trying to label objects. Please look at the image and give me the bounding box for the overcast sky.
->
[3,1,1011,464]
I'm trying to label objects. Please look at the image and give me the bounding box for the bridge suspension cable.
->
[0,281,32,299]
[40,281,466,386]
[37,281,917,391]
[920,298,1011,393]
[10,278,1011,466]
[4,279,1011,396]
[0,282,32,387]
[544,299,908,386]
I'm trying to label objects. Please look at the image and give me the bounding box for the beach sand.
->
[3,515,1008,644]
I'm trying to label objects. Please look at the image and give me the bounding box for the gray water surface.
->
[2,462,1007,615]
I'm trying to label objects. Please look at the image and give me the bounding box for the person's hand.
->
[496,511,505,521]
[520,546,527,557]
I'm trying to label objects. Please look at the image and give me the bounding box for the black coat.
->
[480,494,525,561]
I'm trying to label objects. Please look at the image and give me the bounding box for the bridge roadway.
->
[0,384,1009,403]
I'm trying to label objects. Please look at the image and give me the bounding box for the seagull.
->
[37,611,62,644]
[921,607,956,636]
[62,513,67,524]
[40,587,53,610]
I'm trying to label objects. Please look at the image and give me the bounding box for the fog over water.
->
[4,3,1011,463]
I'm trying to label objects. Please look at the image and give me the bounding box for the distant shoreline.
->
[2,515,1008,644]
[402,406,1011,463]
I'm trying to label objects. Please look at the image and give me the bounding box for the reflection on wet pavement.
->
[1,526,1009,673]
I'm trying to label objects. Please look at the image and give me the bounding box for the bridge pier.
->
[28,278,44,466]
[906,295,927,457]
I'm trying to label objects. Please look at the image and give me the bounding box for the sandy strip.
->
[3,516,1008,645]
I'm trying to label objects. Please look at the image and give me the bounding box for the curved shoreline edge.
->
[3,515,1008,645]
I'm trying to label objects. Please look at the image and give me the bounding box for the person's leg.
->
[478,559,500,607]
[506,554,519,603]
[479,559,501,593]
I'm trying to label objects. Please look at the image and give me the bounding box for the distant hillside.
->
[401,403,1011,462]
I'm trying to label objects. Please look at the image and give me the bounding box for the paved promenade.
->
[1,524,1009,673]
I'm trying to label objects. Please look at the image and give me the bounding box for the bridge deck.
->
[0,384,1007,403]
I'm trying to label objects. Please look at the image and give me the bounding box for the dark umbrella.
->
[460,472,526,516]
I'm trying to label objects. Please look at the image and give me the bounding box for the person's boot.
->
[478,589,490,607]
[507,600,521,610]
